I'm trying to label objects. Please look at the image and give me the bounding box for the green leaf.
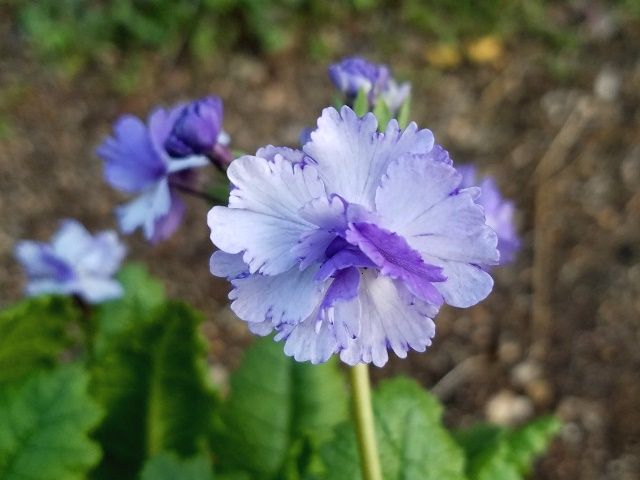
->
[0,296,79,386]
[91,301,217,479]
[94,263,165,357]
[397,97,411,129]
[141,452,214,480]
[213,337,348,479]
[0,366,103,480]
[456,416,561,480]
[373,100,391,131]
[353,88,370,116]
[322,378,466,480]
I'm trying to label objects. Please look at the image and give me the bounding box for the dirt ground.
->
[1,11,639,480]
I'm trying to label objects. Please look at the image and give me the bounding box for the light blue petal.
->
[76,277,125,303]
[229,265,324,327]
[209,154,326,275]
[209,251,248,279]
[303,106,434,209]
[116,179,172,240]
[337,273,436,367]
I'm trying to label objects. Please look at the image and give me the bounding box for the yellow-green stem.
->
[349,363,383,480]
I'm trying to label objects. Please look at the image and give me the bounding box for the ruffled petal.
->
[397,191,498,265]
[280,315,339,364]
[375,154,461,231]
[419,257,494,308]
[210,251,248,279]
[303,106,434,208]
[336,272,436,367]
[255,145,309,164]
[209,155,326,275]
[97,115,166,193]
[229,265,324,327]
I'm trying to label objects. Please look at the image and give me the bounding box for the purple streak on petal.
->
[14,242,74,282]
[320,266,360,311]
[346,222,445,305]
[316,247,375,282]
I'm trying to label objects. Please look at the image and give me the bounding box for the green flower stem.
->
[350,363,383,480]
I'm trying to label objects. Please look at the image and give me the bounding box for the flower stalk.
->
[350,363,383,480]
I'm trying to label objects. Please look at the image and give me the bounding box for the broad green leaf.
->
[213,337,348,479]
[456,416,561,480]
[0,296,79,386]
[397,97,411,129]
[91,301,217,479]
[322,378,466,480]
[373,100,391,130]
[353,88,370,116]
[0,366,103,480]
[141,452,214,480]
[94,263,165,357]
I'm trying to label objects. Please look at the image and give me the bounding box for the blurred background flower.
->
[14,219,125,303]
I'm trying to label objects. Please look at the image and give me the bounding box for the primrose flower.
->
[329,57,411,113]
[14,219,126,303]
[458,165,520,265]
[97,96,227,243]
[209,106,498,366]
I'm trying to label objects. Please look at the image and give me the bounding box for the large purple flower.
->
[329,57,411,114]
[97,97,227,243]
[208,107,498,366]
[14,219,126,303]
[458,165,520,265]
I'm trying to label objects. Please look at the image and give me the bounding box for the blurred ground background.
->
[1,1,639,478]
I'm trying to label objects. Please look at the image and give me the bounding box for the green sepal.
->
[397,96,412,129]
[353,88,370,116]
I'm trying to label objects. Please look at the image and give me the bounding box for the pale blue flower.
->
[15,219,126,303]
[209,106,498,366]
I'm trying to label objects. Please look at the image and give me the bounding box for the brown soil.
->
[1,11,639,480]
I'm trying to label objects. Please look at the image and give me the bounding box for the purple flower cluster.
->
[209,106,499,366]
[458,165,520,264]
[97,96,230,243]
[329,57,411,113]
[15,220,126,303]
